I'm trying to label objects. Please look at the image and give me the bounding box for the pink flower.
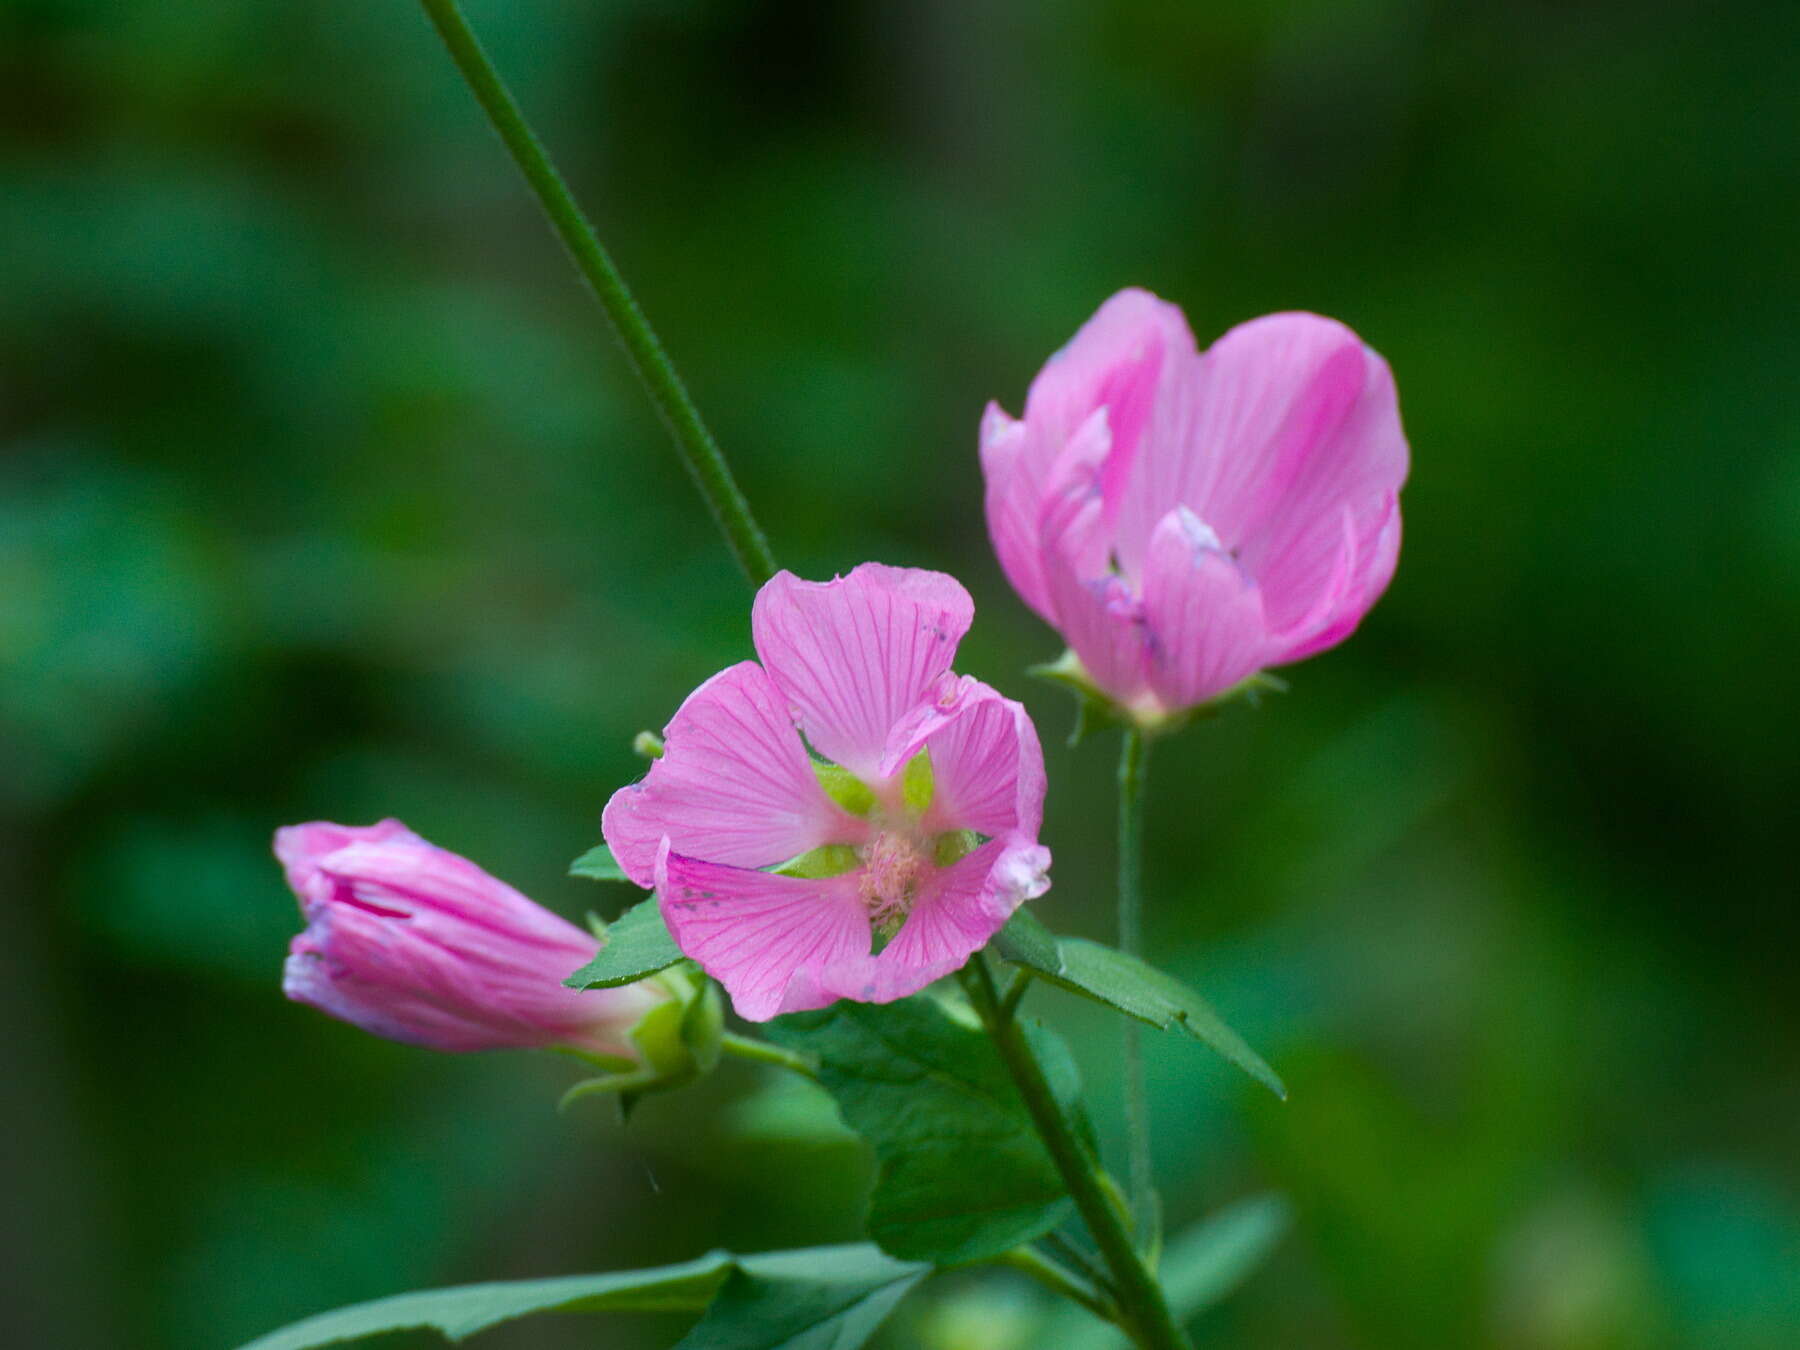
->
[276,820,668,1058]
[981,288,1409,722]
[602,564,1051,1022]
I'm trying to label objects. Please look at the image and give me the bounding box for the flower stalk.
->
[1117,726,1157,1250]
[959,955,1191,1350]
[415,0,778,588]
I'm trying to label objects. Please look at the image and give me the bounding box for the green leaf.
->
[562,897,683,989]
[767,995,1084,1265]
[568,843,635,883]
[992,907,1062,972]
[1043,1194,1292,1348]
[992,912,1287,1100]
[235,1246,909,1349]
[673,1245,927,1350]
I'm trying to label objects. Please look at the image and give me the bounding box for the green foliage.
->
[568,843,633,883]
[994,912,1286,1100]
[768,995,1090,1265]
[1045,1194,1292,1348]
[563,897,683,989]
[234,1244,923,1350]
[675,1245,928,1350]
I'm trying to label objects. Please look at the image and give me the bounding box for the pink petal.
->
[1024,288,1197,522]
[751,564,974,780]
[1140,506,1272,708]
[1038,474,1151,708]
[602,661,859,889]
[879,680,1046,839]
[317,841,596,955]
[1113,313,1404,591]
[274,818,422,910]
[656,846,872,1022]
[819,836,1050,1004]
[980,404,1056,621]
[1245,337,1407,638]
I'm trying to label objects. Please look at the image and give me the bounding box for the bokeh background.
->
[4,2,1797,1347]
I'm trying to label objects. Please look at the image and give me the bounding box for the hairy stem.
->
[1118,727,1157,1249]
[960,957,1190,1350]
[416,0,778,588]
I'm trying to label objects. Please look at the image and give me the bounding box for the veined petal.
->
[275,818,422,912]
[1025,288,1196,524]
[880,686,1044,842]
[1245,337,1406,637]
[752,564,974,780]
[1114,313,1403,581]
[1039,478,1151,708]
[316,840,595,953]
[656,846,872,1022]
[980,404,1056,621]
[1140,506,1272,709]
[603,661,858,888]
[845,836,1050,1000]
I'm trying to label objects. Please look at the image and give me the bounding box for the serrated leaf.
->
[563,897,683,989]
[992,913,1286,1100]
[1044,1194,1292,1348]
[767,995,1085,1265]
[673,1245,927,1350]
[237,1247,897,1349]
[568,843,634,883]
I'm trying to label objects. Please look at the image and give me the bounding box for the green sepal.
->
[901,749,934,815]
[774,843,861,879]
[558,967,724,1111]
[1028,648,1287,743]
[814,761,876,816]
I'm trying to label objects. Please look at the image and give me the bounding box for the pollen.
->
[858,830,928,936]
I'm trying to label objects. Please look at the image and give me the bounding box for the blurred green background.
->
[4,1,1797,1347]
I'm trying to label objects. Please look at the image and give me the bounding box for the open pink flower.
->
[981,288,1409,721]
[277,819,668,1057]
[602,564,1050,1021]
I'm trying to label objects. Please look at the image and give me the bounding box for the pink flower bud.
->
[275,820,667,1059]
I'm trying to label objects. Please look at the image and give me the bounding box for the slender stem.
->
[995,1246,1117,1325]
[718,1031,818,1079]
[1041,1229,1111,1294]
[1117,727,1157,1250]
[959,958,1189,1350]
[416,0,778,589]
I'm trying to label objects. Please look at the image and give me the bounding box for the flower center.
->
[858,830,928,937]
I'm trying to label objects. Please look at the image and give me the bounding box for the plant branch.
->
[416,0,778,588]
[959,957,1190,1350]
[718,1031,818,1079]
[995,1246,1117,1325]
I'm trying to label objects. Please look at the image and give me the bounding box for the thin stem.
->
[718,1031,817,1080]
[416,0,778,589]
[995,1246,1117,1325]
[1041,1230,1111,1294]
[1117,726,1157,1251]
[959,958,1190,1350]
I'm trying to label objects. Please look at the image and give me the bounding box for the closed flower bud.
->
[275,819,671,1063]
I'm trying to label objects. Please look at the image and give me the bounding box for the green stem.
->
[1117,727,1157,1250]
[995,1246,1117,1325]
[960,957,1189,1350]
[718,1031,817,1079]
[416,0,778,589]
